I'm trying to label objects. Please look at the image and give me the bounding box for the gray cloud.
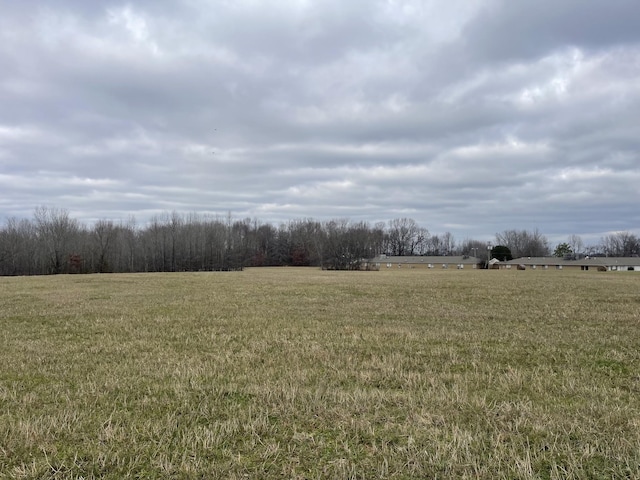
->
[1,0,639,246]
[461,0,640,63]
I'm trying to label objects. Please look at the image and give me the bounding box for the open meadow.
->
[1,267,639,479]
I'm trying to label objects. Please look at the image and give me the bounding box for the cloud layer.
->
[1,0,639,244]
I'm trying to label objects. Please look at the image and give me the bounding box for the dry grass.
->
[1,268,639,479]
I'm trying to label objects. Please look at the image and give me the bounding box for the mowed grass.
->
[1,268,639,479]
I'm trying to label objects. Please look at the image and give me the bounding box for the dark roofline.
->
[371,255,482,265]
[505,257,640,267]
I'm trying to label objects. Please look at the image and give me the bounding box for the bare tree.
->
[386,218,427,256]
[0,218,37,275]
[495,228,549,258]
[567,234,584,256]
[321,219,373,270]
[93,220,117,273]
[122,216,138,272]
[425,232,455,256]
[459,238,488,257]
[33,206,81,274]
[251,222,278,266]
[440,232,456,255]
[370,222,386,257]
[600,232,639,257]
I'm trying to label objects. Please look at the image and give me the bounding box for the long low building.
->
[369,255,483,269]
[501,256,640,271]
[367,255,640,271]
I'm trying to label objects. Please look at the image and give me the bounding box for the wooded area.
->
[0,208,430,275]
[0,207,637,275]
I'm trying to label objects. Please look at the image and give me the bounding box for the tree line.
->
[0,207,637,275]
[0,209,436,275]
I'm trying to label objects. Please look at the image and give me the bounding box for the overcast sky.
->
[1,0,639,244]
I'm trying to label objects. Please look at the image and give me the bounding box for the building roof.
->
[371,255,482,265]
[504,256,640,267]
[368,255,640,268]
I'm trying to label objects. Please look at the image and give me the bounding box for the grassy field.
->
[0,267,639,479]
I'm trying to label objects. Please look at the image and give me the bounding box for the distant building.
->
[364,255,640,272]
[368,255,483,270]
[501,256,640,271]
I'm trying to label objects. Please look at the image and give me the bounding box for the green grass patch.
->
[0,268,639,478]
